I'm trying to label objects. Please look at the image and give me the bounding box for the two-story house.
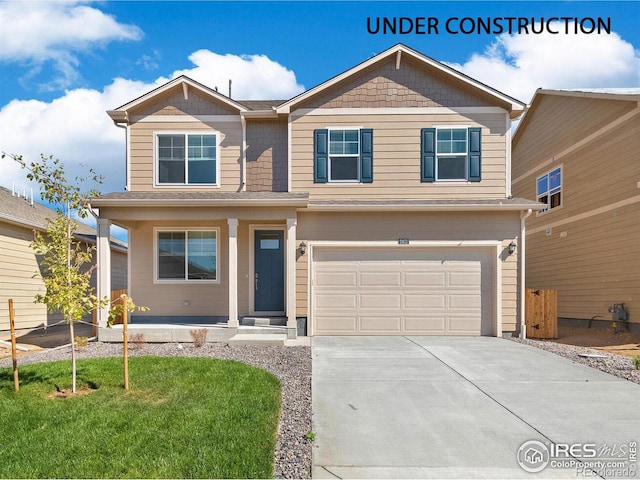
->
[91,44,541,341]
[512,89,640,331]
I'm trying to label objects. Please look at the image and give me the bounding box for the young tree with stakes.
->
[3,153,106,393]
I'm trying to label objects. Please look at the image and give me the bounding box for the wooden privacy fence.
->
[91,289,128,335]
[525,288,558,339]
[110,289,128,325]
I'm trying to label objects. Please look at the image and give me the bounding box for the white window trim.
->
[536,165,563,215]
[327,126,362,183]
[434,125,469,182]
[153,131,221,188]
[153,227,221,284]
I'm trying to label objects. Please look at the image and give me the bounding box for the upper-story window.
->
[157,133,217,185]
[313,128,373,184]
[329,129,360,182]
[536,167,562,214]
[421,127,481,183]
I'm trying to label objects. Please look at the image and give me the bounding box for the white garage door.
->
[312,247,493,336]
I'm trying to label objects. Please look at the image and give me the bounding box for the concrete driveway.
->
[312,336,640,479]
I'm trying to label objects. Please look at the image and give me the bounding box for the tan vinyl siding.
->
[128,221,229,318]
[517,116,640,222]
[111,250,128,291]
[291,112,508,199]
[246,119,288,192]
[129,119,242,192]
[526,204,639,322]
[512,95,637,180]
[0,222,48,332]
[512,95,640,324]
[296,56,497,110]
[296,211,520,332]
[129,88,240,117]
[296,243,308,317]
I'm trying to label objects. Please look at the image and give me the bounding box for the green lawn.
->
[0,356,281,479]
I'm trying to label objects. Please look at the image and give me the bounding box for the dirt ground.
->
[548,324,640,358]
[0,322,93,360]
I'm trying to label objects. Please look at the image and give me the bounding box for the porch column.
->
[286,218,297,339]
[97,218,112,330]
[227,218,239,328]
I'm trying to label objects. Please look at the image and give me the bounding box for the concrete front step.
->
[228,333,287,346]
[237,325,287,335]
[240,317,287,327]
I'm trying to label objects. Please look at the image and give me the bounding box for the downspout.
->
[519,209,533,338]
[112,120,128,190]
[240,115,247,191]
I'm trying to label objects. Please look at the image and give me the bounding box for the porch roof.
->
[90,191,309,208]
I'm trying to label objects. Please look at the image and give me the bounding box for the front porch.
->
[91,192,309,342]
[98,316,295,344]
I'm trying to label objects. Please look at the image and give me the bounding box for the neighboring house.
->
[0,186,128,335]
[512,89,640,331]
[92,44,541,340]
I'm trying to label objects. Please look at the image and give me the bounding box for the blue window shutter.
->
[314,129,328,183]
[468,127,481,182]
[360,128,373,183]
[421,128,436,182]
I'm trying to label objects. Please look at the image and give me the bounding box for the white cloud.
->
[0,50,305,196]
[173,50,304,100]
[0,0,142,89]
[448,23,640,103]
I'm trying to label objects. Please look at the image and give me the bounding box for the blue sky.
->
[0,1,639,205]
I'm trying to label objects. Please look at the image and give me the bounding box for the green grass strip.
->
[0,356,281,479]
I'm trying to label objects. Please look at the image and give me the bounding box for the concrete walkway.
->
[312,336,640,479]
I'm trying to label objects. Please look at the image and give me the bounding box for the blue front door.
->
[254,230,285,312]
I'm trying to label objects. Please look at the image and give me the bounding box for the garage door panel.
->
[315,293,358,309]
[447,316,481,333]
[404,271,446,287]
[403,294,446,309]
[312,247,493,336]
[315,271,357,287]
[359,293,402,309]
[359,271,402,287]
[315,316,358,334]
[448,293,482,309]
[404,316,447,333]
[448,270,482,287]
[359,316,402,332]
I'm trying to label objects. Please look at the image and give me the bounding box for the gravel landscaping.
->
[511,337,640,385]
[0,342,312,479]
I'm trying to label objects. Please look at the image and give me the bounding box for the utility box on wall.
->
[525,289,558,339]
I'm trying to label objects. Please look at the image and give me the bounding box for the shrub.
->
[190,328,208,348]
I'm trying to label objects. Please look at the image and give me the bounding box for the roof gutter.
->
[90,197,309,208]
[305,202,544,212]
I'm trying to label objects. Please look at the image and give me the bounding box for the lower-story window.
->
[156,229,218,281]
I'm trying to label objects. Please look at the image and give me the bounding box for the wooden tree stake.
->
[8,299,19,392]
[123,296,129,391]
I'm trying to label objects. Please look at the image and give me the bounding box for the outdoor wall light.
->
[300,241,307,255]
[508,241,517,255]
